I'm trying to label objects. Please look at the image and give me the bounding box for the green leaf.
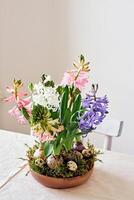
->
[60,86,69,123]
[52,131,66,155]
[21,107,30,121]
[44,81,55,88]
[56,85,64,95]
[28,82,34,92]
[70,111,79,122]
[72,94,81,114]
[44,142,53,157]
[63,130,79,151]
[63,108,71,125]
[56,130,66,143]
[68,122,78,132]
[51,110,59,119]
[53,142,63,155]
[63,137,74,151]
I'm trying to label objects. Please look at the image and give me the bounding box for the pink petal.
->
[61,70,89,90]
[25,103,32,115]
[4,96,15,103]
[6,86,14,94]
[75,78,88,91]
[17,116,26,124]
[18,92,28,98]
[8,106,20,117]
[61,70,76,86]
[17,97,30,109]
[39,132,55,142]
[8,106,25,124]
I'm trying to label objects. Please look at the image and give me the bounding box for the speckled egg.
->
[35,158,45,167]
[67,161,78,171]
[46,155,63,169]
[82,149,91,158]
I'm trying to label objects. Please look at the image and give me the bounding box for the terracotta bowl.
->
[30,168,93,189]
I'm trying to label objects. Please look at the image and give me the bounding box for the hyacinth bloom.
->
[61,70,88,91]
[5,86,28,104]
[17,115,26,124]
[8,106,26,124]
[79,95,108,134]
[38,132,54,143]
[17,97,31,109]
[5,82,31,124]
[32,82,59,111]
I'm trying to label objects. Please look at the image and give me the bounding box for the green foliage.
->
[41,74,54,87]
[63,108,71,125]
[54,85,83,154]
[44,141,53,157]
[60,86,69,123]
[28,82,34,92]
[21,107,30,122]
[44,81,55,88]
[52,131,66,155]
[31,104,50,125]
[68,122,78,131]
[71,94,81,114]
[56,85,64,95]
[50,110,59,119]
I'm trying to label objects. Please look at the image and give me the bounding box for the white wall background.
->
[0,0,134,155]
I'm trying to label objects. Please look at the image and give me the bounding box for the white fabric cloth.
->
[0,130,134,200]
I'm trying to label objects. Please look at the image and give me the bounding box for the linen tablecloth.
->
[0,130,134,200]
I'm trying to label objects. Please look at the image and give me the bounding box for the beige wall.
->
[0,0,69,133]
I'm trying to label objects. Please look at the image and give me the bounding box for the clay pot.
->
[30,167,93,189]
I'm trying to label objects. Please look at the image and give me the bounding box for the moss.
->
[27,143,101,178]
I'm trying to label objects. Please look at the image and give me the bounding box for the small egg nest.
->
[27,143,102,178]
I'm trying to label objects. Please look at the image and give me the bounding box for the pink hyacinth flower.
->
[8,106,26,124]
[8,106,20,117]
[17,97,31,109]
[39,132,55,143]
[17,115,26,124]
[5,85,31,111]
[61,70,88,90]
[4,86,28,104]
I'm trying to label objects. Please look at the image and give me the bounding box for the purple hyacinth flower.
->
[79,94,108,134]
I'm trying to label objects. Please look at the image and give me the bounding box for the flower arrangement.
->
[5,55,108,187]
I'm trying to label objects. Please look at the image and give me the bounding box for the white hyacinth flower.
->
[32,77,59,111]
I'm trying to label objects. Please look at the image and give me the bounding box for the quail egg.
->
[82,149,91,157]
[46,155,63,169]
[35,158,45,167]
[67,161,78,171]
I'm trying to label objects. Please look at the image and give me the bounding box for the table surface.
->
[0,130,134,200]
